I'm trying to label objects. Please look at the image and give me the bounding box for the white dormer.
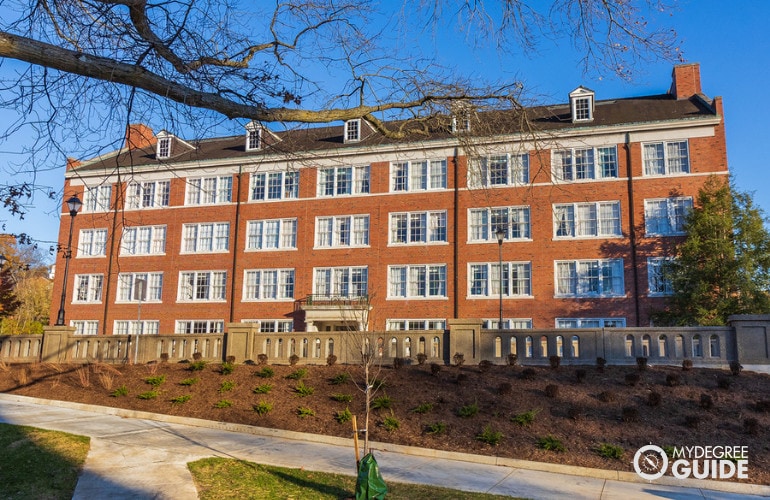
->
[569,86,595,123]
[451,113,471,134]
[344,119,361,143]
[156,130,172,159]
[245,121,262,151]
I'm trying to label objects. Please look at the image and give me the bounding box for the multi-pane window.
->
[243,319,293,333]
[484,319,533,329]
[316,215,370,247]
[390,160,447,191]
[121,225,167,255]
[73,274,103,303]
[345,119,361,142]
[643,141,689,176]
[175,320,224,334]
[243,269,295,300]
[387,320,446,331]
[471,153,529,187]
[388,264,447,298]
[245,219,297,250]
[78,229,108,257]
[157,137,171,158]
[573,96,592,121]
[469,262,532,297]
[553,201,621,238]
[126,180,170,209]
[556,318,626,328]
[647,257,674,296]
[185,176,232,205]
[82,185,111,212]
[389,211,447,244]
[250,171,299,201]
[552,146,618,181]
[181,223,229,253]
[178,271,227,301]
[246,126,261,151]
[114,320,159,335]
[71,320,99,335]
[317,166,370,196]
[644,197,692,235]
[116,273,163,302]
[313,266,368,298]
[468,206,530,241]
[555,259,625,297]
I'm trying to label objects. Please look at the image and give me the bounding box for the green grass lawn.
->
[189,457,522,500]
[0,423,90,500]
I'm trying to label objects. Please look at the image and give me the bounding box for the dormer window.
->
[344,119,361,143]
[157,133,171,159]
[451,114,471,134]
[569,87,595,123]
[245,121,262,151]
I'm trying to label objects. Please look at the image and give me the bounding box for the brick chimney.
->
[124,123,156,150]
[669,63,702,100]
[66,157,81,171]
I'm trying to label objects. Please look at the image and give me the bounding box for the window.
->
[178,271,227,302]
[243,269,295,300]
[73,274,103,303]
[78,229,108,257]
[647,257,673,296]
[246,219,297,250]
[482,319,532,329]
[175,320,224,334]
[471,153,529,187]
[555,259,624,297]
[389,211,447,244]
[317,166,370,196]
[157,137,171,158]
[468,206,530,241]
[388,264,447,298]
[556,318,626,328]
[242,319,293,333]
[121,225,167,256]
[316,215,369,247]
[126,180,170,209]
[82,185,111,212]
[116,273,163,302]
[344,119,361,142]
[114,320,159,335]
[573,96,592,121]
[386,320,446,331]
[181,223,229,253]
[71,320,99,335]
[643,141,689,176]
[185,176,232,205]
[552,146,618,181]
[469,262,532,297]
[644,197,692,235]
[390,160,447,191]
[246,123,262,151]
[313,266,368,298]
[553,201,621,238]
[250,171,299,200]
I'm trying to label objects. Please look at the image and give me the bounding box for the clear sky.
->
[1,0,767,259]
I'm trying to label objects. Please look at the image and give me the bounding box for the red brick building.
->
[50,63,729,336]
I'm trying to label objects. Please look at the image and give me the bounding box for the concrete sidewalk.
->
[0,394,768,500]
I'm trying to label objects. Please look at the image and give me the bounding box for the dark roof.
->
[73,93,718,172]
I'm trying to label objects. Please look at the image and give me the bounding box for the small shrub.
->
[636,357,648,371]
[371,378,386,390]
[453,352,465,367]
[507,353,518,366]
[682,359,693,371]
[294,381,315,397]
[511,409,539,426]
[625,373,640,387]
[596,357,607,373]
[297,407,315,418]
[476,425,503,446]
[371,394,392,410]
[159,353,169,363]
[171,395,191,404]
[289,354,300,366]
[598,390,616,403]
[700,393,714,410]
[521,368,536,380]
[575,369,587,383]
[335,408,353,424]
[717,376,732,390]
[647,391,662,407]
[226,355,236,364]
[180,377,199,386]
[537,435,566,452]
[220,362,235,375]
[755,400,770,412]
[744,417,760,435]
[425,422,447,435]
[416,353,427,365]
[382,414,400,432]
[326,354,337,366]
[544,384,559,398]
[253,401,273,415]
[330,372,351,385]
[219,380,236,393]
[430,363,442,376]
[138,390,159,400]
[684,415,701,428]
[253,383,273,394]
[393,357,405,370]
[255,366,275,378]
[597,443,624,460]
[257,354,268,365]
[455,373,468,384]
[567,406,583,421]
[478,360,493,374]
[188,361,207,372]
[498,382,512,395]
[412,402,434,414]
[666,373,681,387]
[729,361,743,376]
[214,400,232,409]
[621,406,639,423]
[332,393,353,403]
[144,374,166,388]
[111,385,129,397]
[457,402,479,418]
[285,368,307,380]
[192,352,203,361]
[549,355,561,370]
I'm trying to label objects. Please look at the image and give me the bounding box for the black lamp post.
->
[55,195,83,326]
[496,226,506,331]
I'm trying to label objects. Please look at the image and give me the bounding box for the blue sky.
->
[1,0,767,258]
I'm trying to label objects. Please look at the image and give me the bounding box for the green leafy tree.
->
[654,176,770,325]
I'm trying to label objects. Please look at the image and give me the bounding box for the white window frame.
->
[344,119,361,142]
[555,259,625,297]
[181,222,230,253]
[250,171,299,201]
[315,215,370,248]
[388,264,447,299]
[175,320,224,334]
[71,320,99,335]
[157,136,171,159]
[482,319,533,329]
[389,211,447,245]
[241,319,294,333]
[77,229,108,257]
[551,146,618,182]
[116,272,163,303]
[644,197,692,236]
[242,269,295,301]
[390,160,447,192]
[246,123,262,151]
[313,266,368,298]
[126,180,170,209]
[120,225,167,256]
[73,274,103,303]
[245,218,297,250]
[572,96,593,121]
[553,201,621,238]
[386,319,446,331]
[317,165,370,197]
[468,206,531,242]
[177,271,227,302]
[647,257,674,296]
[471,153,529,187]
[556,318,626,328]
[82,185,112,213]
[643,140,690,176]
[468,262,532,298]
[185,175,233,205]
[114,320,159,335]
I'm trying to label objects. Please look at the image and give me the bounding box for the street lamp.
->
[496,226,506,331]
[55,195,83,326]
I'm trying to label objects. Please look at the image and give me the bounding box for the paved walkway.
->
[1,394,769,499]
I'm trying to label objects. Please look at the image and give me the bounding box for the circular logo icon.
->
[633,444,669,481]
